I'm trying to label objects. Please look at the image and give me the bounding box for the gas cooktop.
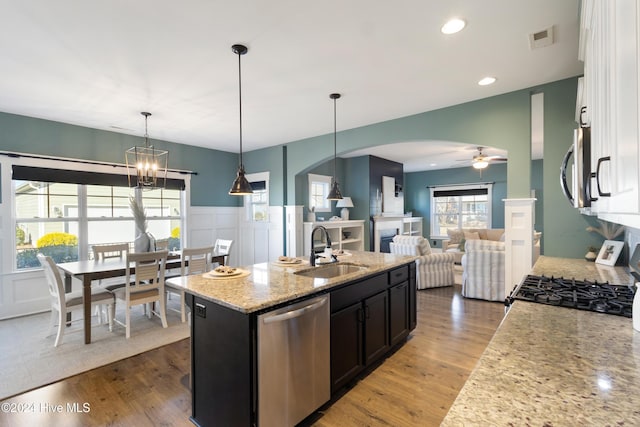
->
[507,274,636,317]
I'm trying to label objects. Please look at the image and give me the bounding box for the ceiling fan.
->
[467,146,507,169]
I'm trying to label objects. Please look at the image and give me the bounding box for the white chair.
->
[389,235,456,289]
[92,243,130,291]
[461,239,506,301]
[37,254,115,347]
[114,250,169,339]
[165,246,214,322]
[155,239,169,251]
[214,239,233,266]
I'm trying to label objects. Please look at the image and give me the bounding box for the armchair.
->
[460,239,505,301]
[389,235,455,289]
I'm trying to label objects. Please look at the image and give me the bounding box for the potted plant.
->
[585,246,598,262]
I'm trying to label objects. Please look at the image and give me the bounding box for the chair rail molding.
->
[503,198,536,300]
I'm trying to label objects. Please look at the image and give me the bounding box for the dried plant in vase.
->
[130,196,155,252]
[586,220,625,240]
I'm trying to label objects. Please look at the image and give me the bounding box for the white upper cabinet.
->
[581,0,640,223]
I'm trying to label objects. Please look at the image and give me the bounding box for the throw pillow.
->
[418,239,431,256]
[499,232,506,242]
[447,228,464,244]
[458,237,466,251]
[464,231,481,241]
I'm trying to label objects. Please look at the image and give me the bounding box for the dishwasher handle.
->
[262,297,328,324]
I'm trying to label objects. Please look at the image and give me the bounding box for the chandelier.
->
[125,112,168,190]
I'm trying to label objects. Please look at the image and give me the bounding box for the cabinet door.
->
[408,263,417,330]
[389,281,409,347]
[330,302,363,393]
[364,291,389,366]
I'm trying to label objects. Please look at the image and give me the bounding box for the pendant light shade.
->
[229,44,253,195]
[327,93,343,200]
[125,112,168,190]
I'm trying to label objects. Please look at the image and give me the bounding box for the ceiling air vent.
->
[529,26,554,50]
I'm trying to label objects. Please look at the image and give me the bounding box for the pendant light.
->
[125,112,168,190]
[326,93,343,200]
[229,44,253,195]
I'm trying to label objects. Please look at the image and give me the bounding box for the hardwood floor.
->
[0,284,504,427]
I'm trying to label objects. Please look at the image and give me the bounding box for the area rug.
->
[0,298,189,400]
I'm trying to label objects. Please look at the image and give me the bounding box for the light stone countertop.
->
[166,251,416,314]
[442,256,640,426]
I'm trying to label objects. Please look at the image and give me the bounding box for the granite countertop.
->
[165,251,416,314]
[442,256,640,426]
[531,255,635,285]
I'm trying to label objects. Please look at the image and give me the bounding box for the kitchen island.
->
[167,251,417,427]
[442,256,640,425]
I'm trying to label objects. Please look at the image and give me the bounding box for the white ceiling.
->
[1,1,581,171]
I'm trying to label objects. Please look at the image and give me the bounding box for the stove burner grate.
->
[508,275,635,317]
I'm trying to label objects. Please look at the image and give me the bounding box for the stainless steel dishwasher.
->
[257,294,330,427]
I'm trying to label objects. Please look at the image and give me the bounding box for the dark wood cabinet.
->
[363,291,389,365]
[330,302,363,392]
[188,262,417,424]
[189,295,255,427]
[389,281,409,346]
[329,263,416,394]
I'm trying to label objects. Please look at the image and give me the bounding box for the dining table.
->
[57,251,226,344]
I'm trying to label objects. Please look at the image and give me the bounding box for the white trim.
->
[429,183,493,238]
[308,173,332,213]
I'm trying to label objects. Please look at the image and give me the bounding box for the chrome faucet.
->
[310,225,337,266]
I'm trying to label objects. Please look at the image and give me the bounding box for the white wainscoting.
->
[186,206,284,266]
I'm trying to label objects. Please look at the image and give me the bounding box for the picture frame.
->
[595,240,624,266]
[629,243,640,276]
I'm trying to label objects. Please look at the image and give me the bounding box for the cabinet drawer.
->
[331,273,387,313]
[389,265,408,285]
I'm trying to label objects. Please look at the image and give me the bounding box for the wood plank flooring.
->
[0,284,504,427]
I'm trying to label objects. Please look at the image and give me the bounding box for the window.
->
[430,184,493,237]
[12,164,185,269]
[308,173,331,212]
[245,172,269,222]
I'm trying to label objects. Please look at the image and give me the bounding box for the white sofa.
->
[460,232,541,301]
[389,235,455,289]
[461,239,506,301]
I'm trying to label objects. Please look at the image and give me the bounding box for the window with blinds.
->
[429,184,493,237]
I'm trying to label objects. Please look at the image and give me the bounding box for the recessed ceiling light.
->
[441,18,466,35]
[478,77,496,86]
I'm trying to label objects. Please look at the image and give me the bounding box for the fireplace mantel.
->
[371,216,422,252]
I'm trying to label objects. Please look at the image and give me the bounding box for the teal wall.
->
[0,111,238,206]
[285,81,534,204]
[540,79,604,257]
[404,163,509,248]
[243,145,286,206]
[1,77,596,258]
[343,156,371,249]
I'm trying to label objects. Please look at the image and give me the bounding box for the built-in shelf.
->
[303,220,365,256]
[371,216,423,252]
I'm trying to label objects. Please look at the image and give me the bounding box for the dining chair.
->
[37,254,115,347]
[114,250,169,339]
[214,239,233,266]
[165,246,214,323]
[155,238,169,251]
[92,243,130,291]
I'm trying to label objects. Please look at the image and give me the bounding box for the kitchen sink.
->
[294,262,369,279]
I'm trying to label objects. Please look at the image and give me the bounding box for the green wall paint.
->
[285,81,539,204]
[404,163,510,247]
[243,145,286,206]
[1,77,594,258]
[343,156,371,249]
[0,111,238,206]
[540,79,602,257]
